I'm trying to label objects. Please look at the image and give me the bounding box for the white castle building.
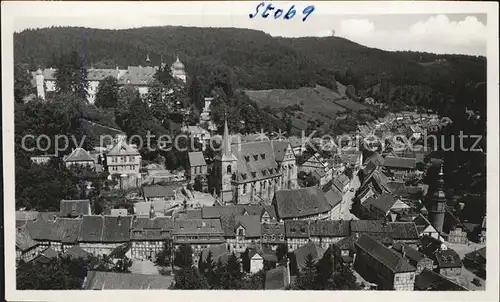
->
[32,55,187,103]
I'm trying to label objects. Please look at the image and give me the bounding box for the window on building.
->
[245,156,250,162]
[130,156,135,162]
[253,155,258,161]
[263,181,266,189]
[279,235,284,241]
[243,184,247,194]
[227,165,232,175]
[261,154,265,159]
[238,228,244,236]
[271,234,276,240]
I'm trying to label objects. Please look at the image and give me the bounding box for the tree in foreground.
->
[155,240,173,267]
[95,76,119,109]
[292,253,317,290]
[173,266,209,289]
[174,244,194,268]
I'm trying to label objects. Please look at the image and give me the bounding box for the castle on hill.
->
[32,55,187,103]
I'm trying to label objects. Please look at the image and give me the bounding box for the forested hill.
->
[14,26,486,113]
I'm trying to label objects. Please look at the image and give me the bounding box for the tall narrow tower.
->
[214,117,237,204]
[429,163,446,233]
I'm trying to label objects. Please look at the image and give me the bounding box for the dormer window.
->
[279,234,285,241]
[261,154,265,160]
[253,155,258,161]
[262,170,267,176]
[245,156,250,162]
[251,172,256,178]
[300,227,306,233]
[268,169,273,174]
[271,234,276,241]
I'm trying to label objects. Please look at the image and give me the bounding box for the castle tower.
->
[35,68,45,100]
[170,54,187,83]
[429,163,446,233]
[214,117,237,204]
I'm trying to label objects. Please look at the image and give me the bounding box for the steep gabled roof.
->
[435,249,462,268]
[234,215,261,237]
[415,269,468,291]
[294,241,326,270]
[188,151,207,167]
[355,234,416,273]
[107,138,140,156]
[231,141,281,183]
[60,199,91,217]
[16,226,38,251]
[63,148,96,163]
[309,220,350,237]
[274,187,332,219]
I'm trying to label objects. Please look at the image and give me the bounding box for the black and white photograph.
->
[2,1,499,301]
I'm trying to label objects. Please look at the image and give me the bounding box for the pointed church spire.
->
[223,111,231,157]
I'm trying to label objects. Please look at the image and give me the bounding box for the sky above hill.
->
[10,2,489,56]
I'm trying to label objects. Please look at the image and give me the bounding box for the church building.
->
[212,119,298,205]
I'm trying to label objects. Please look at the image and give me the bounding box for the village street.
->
[340,172,361,220]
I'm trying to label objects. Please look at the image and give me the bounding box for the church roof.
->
[63,148,95,163]
[231,141,281,183]
[171,56,185,69]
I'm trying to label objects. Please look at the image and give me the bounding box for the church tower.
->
[429,163,446,233]
[214,117,237,204]
[170,54,187,83]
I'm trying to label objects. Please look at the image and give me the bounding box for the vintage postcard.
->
[2,1,499,301]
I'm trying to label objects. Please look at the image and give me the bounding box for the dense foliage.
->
[16,254,132,290]
[15,26,486,115]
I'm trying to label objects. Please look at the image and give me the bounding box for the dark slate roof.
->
[354,234,416,273]
[62,245,91,260]
[350,220,392,234]
[389,222,419,240]
[231,141,281,183]
[186,209,202,219]
[265,266,289,290]
[272,140,290,162]
[200,243,230,265]
[435,249,462,268]
[333,235,357,251]
[79,215,132,242]
[35,247,59,263]
[102,216,133,242]
[60,199,91,217]
[274,187,332,219]
[294,241,326,270]
[25,217,82,243]
[284,220,310,238]
[83,271,174,289]
[415,269,468,291]
[383,156,417,169]
[392,242,426,263]
[261,222,285,236]
[235,215,262,237]
[16,226,38,251]
[174,219,224,235]
[63,148,95,163]
[363,193,398,214]
[365,153,384,167]
[142,185,178,199]
[310,220,350,237]
[201,206,244,219]
[86,68,120,81]
[130,216,174,241]
[324,187,342,208]
[188,151,207,167]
